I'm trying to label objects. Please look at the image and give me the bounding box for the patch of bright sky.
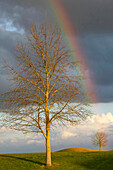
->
[92,102,113,115]
[0,18,24,34]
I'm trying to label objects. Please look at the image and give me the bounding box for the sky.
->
[0,0,113,153]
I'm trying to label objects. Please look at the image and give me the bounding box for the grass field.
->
[0,149,113,170]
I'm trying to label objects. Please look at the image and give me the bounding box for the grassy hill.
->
[0,149,113,169]
[58,147,98,152]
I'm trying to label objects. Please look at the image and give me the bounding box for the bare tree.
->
[92,131,108,151]
[0,23,91,166]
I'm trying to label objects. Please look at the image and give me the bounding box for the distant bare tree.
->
[0,23,91,166]
[92,131,108,151]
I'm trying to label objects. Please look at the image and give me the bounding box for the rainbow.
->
[48,0,97,103]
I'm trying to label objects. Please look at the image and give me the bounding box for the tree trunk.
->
[46,124,51,166]
[45,72,51,166]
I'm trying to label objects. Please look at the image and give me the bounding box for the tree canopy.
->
[92,131,108,151]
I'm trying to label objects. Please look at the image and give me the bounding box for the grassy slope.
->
[58,147,98,152]
[0,151,113,170]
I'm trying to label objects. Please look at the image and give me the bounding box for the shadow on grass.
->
[76,152,113,169]
[0,154,46,166]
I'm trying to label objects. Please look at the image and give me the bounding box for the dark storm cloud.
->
[0,30,20,54]
[76,33,113,102]
[62,0,113,34]
[78,34,113,85]
[0,0,53,32]
[0,0,113,102]
[0,0,49,94]
[0,29,25,72]
[0,76,9,93]
[96,85,113,102]
[0,0,113,34]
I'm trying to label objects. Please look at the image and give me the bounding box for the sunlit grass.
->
[0,150,113,169]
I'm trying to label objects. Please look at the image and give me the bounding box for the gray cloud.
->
[0,0,54,32]
[77,34,113,102]
[62,0,113,34]
[96,85,113,102]
[0,0,113,34]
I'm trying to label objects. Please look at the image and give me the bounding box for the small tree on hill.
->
[0,23,91,166]
[92,131,108,151]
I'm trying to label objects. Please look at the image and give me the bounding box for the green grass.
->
[0,151,113,170]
